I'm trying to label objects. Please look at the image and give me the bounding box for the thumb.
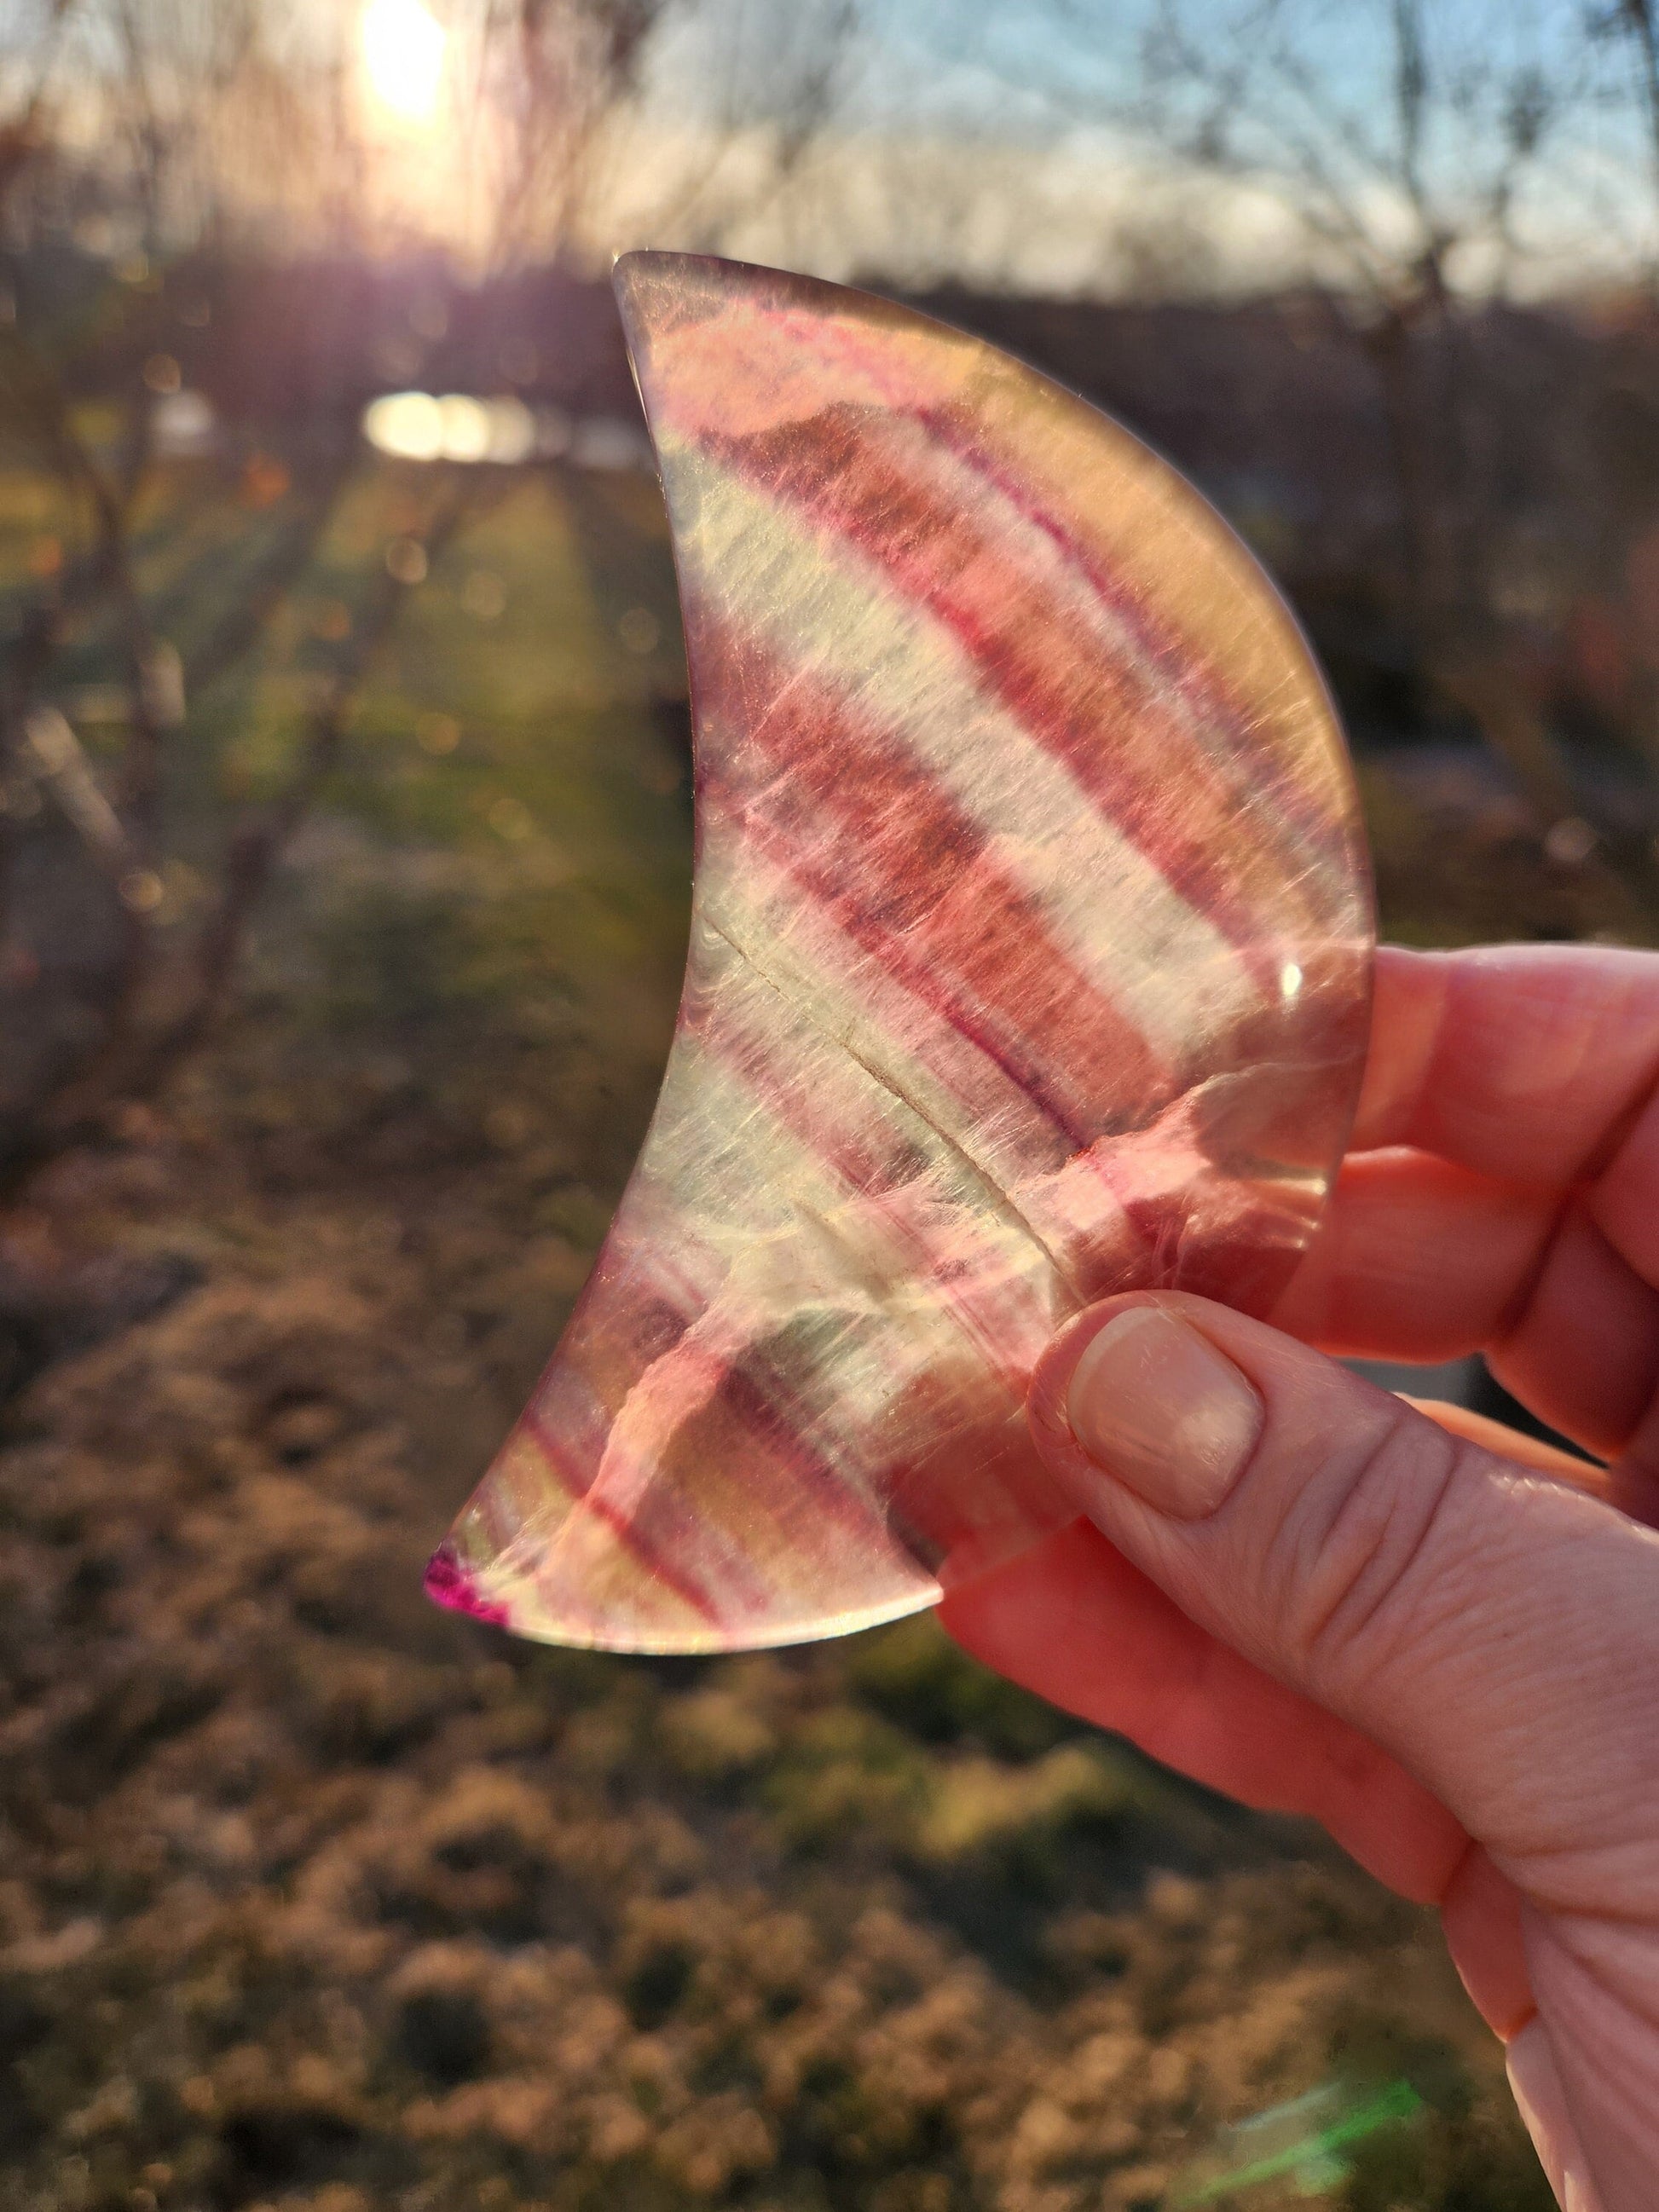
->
[1031,1294,1659,1879]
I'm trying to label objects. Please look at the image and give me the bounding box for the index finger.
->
[1355,944,1659,1186]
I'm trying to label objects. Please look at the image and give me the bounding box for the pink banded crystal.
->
[426,253,1373,1653]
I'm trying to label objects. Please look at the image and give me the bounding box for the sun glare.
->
[361,0,447,123]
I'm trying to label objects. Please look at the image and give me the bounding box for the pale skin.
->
[940,944,1659,2211]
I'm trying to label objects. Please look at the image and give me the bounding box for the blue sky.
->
[2,0,1650,293]
[627,0,1654,294]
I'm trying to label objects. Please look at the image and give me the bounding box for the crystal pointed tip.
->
[424,1539,512,1629]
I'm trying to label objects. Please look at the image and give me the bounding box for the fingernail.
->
[1065,1306,1263,1520]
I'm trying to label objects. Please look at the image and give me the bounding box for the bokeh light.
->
[362,392,610,468]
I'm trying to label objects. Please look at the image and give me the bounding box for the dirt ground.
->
[0,893,1558,2212]
[0,457,1608,2211]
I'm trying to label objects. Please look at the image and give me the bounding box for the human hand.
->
[939,944,1659,2211]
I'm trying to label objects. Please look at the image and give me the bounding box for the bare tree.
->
[1599,0,1659,227]
[1061,0,1593,817]
[0,0,697,1191]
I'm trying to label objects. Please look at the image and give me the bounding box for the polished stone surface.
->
[427,252,1373,1651]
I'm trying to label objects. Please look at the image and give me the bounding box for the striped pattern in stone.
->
[426,252,1373,1653]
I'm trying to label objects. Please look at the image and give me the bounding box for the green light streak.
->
[1174,2080,1425,2205]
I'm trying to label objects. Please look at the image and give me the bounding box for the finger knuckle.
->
[1269,1412,1470,1692]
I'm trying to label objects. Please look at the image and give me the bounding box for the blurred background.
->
[2,1,1654,2205]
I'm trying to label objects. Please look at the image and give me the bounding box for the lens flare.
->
[361,0,446,123]
[1174,2079,1424,2204]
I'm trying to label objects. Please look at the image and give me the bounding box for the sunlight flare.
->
[361,0,447,124]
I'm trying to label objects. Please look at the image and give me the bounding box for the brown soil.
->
[0,997,1552,2212]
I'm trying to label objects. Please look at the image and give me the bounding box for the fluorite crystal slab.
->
[426,252,1373,1653]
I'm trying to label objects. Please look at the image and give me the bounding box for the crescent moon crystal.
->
[425,252,1374,1654]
